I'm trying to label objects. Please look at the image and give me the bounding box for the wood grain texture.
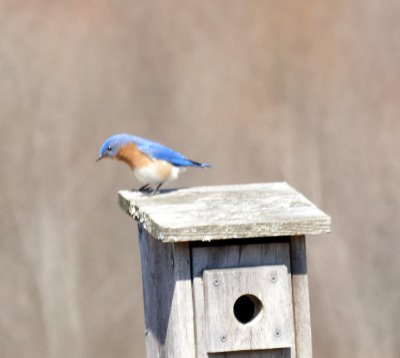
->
[290,236,312,358]
[192,241,296,358]
[209,349,290,358]
[138,225,196,358]
[119,183,331,242]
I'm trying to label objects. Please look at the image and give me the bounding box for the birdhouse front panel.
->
[192,240,295,357]
[203,265,294,352]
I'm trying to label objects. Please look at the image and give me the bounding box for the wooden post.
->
[119,183,330,358]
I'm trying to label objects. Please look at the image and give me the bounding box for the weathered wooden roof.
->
[118,182,331,243]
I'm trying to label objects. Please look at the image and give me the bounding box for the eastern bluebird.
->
[97,133,211,193]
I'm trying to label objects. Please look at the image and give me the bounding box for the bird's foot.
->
[151,183,163,196]
[139,183,151,191]
[132,184,152,193]
[132,183,163,195]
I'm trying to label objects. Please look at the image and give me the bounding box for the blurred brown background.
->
[1,1,399,357]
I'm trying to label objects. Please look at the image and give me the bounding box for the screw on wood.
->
[275,329,281,338]
[220,334,228,343]
[213,277,220,287]
[270,272,278,283]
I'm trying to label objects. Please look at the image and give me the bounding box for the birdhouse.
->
[119,183,330,358]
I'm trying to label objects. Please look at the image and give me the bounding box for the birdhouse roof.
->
[119,182,331,243]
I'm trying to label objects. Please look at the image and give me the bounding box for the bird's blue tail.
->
[189,160,212,168]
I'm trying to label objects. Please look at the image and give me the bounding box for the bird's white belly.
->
[133,160,181,184]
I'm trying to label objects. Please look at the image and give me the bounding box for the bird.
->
[97,133,211,193]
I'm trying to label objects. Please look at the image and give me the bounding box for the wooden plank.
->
[209,349,290,357]
[203,266,294,352]
[192,241,296,358]
[290,236,312,358]
[119,183,331,243]
[138,224,196,358]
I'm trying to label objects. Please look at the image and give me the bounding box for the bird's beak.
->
[96,155,105,162]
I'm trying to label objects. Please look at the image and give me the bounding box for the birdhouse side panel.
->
[138,226,196,358]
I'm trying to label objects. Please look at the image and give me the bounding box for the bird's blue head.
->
[97,133,135,161]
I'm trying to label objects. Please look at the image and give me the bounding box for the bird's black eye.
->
[107,146,112,151]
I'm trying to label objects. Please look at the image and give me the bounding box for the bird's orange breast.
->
[115,143,152,169]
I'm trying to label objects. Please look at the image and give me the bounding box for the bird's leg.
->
[138,183,150,192]
[152,183,163,195]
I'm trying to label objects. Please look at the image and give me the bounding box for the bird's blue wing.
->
[133,136,197,167]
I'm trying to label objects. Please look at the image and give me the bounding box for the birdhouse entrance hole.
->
[233,294,263,324]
